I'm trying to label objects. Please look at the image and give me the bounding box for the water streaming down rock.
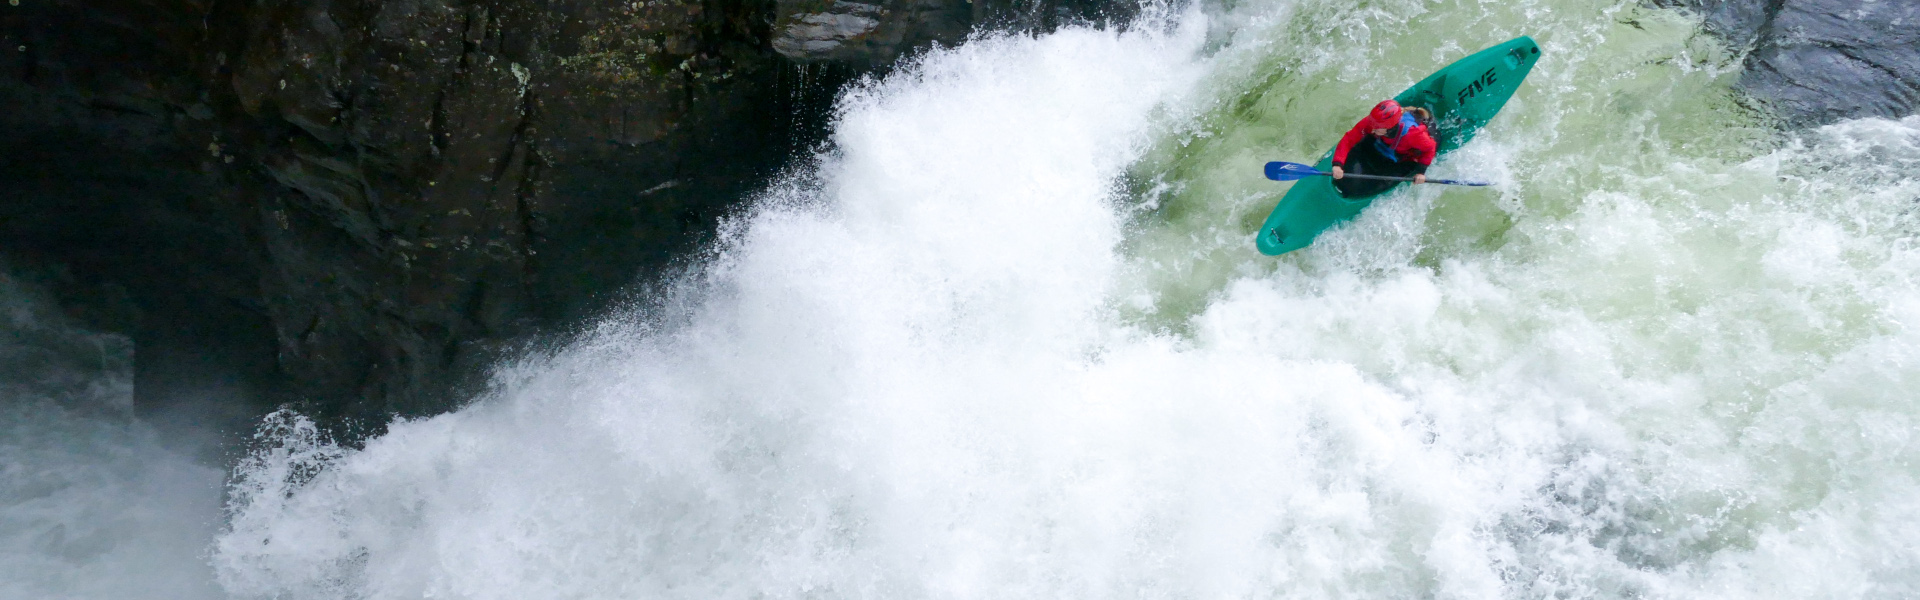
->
[10,0,1919,596]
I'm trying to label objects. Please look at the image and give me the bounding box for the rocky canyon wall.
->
[0,0,1129,437]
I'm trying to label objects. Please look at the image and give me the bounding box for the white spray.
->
[10,0,1914,598]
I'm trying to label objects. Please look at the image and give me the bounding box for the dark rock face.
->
[0,0,1132,436]
[0,0,283,430]
[1669,0,1920,126]
[215,0,811,425]
[0,0,830,432]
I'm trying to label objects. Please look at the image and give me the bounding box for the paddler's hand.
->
[1413,174,1427,184]
[1331,166,1344,179]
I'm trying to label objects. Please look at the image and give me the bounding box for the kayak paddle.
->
[1264,161,1491,187]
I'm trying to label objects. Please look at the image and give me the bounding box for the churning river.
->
[6,0,1920,598]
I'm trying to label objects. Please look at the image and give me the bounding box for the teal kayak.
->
[1256,36,1542,256]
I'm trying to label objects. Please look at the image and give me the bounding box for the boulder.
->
[772,0,965,64]
[1670,0,1920,126]
[770,0,1133,65]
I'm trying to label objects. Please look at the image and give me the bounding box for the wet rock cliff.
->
[0,0,1128,436]
[1667,0,1919,126]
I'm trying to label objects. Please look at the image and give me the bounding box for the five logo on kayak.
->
[1455,67,1500,105]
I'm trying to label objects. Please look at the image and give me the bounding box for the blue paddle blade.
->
[1428,178,1494,186]
[1264,161,1326,181]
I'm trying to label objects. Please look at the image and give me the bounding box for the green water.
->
[1106,0,1920,594]
[1122,0,1777,327]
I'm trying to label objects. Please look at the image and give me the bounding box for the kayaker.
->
[1329,100,1437,197]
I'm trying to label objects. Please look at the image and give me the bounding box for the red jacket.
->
[1332,113,1436,170]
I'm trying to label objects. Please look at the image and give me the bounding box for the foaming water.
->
[0,270,227,600]
[216,17,1218,599]
[214,1,1920,599]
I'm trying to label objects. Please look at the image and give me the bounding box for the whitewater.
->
[7,0,1920,598]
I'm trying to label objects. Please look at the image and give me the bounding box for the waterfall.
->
[7,0,1918,598]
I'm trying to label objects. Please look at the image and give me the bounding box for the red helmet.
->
[1363,100,1403,129]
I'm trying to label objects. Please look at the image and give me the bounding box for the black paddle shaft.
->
[1337,172,1422,183]
[1264,161,1489,186]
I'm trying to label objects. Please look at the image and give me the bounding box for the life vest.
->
[1333,109,1437,167]
[1369,113,1423,162]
